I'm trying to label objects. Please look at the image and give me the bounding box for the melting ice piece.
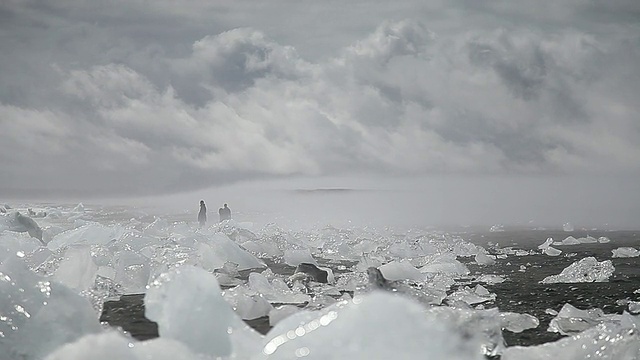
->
[47,223,124,251]
[44,330,202,360]
[0,212,44,243]
[502,312,640,360]
[537,238,554,250]
[0,256,101,360]
[612,247,640,258]
[145,265,262,359]
[223,285,273,320]
[248,272,310,304]
[560,236,580,245]
[379,260,423,281]
[499,312,539,333]
[203,233,266,271]
[475,252,496,266]
[476,274,506,285]
[258,292,483,360]
[53,245,98,291]
[269,305,301,326]
[447,285,496,306]
[546,303,616,335]
[426,306,505,357]
[544,246,562,256]
[540,257,614,284]
[283,248,317,267]
[598,236,611,243]
[420,255,470,276]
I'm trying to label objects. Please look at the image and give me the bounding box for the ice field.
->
[2,202,640,359]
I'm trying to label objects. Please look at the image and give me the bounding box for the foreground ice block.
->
[145,265,262,358]
[541,257,614,284]
[53,245,98,291]
[0,256,101,360]
[502,312,640,360]
[257,292,482,360]
[45,330,203,360]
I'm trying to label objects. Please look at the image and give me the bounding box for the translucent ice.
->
[538,238,554,250]
[612,247,640,258]
[0,256,101,360]
[540,257,614,284]
[223,285,273,320]
[204,233,266,271]
[502,312,640,360]
[53,245,98,291]
[560,236,580,245]
[47,223,124,251]
[547,303,616,335]
[258,292,483,360]
[447,285,496,306]
[475,252,496,266]
[420,255,470,276]
[269,305,301,326]
[379,260,423,281]
[145,265,262,358]
[544,246,562,256]
[499,312,539,333]
[248,272,310,304]
[283,248,318,267]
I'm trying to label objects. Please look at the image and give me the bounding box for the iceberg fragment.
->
[541,257,614,284]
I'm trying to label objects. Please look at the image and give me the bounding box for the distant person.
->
[198,200,207,228]
[219,203,231,222]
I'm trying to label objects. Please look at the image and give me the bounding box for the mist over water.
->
[79,175,640,231]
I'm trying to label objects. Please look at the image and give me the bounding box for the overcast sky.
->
[1,0,639,219]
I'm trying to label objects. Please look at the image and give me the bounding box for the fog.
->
[63,175,637,231]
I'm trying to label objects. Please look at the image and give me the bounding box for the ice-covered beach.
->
[2,202,640,360]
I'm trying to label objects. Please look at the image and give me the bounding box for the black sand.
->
[100,229,640,350]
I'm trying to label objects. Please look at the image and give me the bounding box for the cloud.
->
[1,1,639,197]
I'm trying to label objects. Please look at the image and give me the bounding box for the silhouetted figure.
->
[198,200,207,228]
[219,203,231,222]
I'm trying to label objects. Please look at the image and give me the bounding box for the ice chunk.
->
[420,255,470,276]
[145,265,262,358]
[44,330,202,360]
[47,223,124,251]
[447,285,496,306]
[629,301,640,314]
[0,256,101,360]
[379,260,423,281]
[538,237,554,250]
[502,312,640,360]
[269,305,301,326]
[426,306,504,357]
[612,247,640,258]
[283,248,317,267]
[248,272,310,304]
[53,245,98,291]
[544,246,562,256]
[560,236,580,245]
[223,285,273,320]
[499,312,539,333]
[598,236,611,243]
[475,252,496,266]
[259,292,483,360]
[476,275,506,285]
[563,222,574,231]
[205,233,266,270]
[541,257,614,284]
[0,212,44,243]
[547,303,611,335]
[577,235,597,243]
[240,240,283,258]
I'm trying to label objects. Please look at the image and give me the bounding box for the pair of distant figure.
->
[198,201,231,227]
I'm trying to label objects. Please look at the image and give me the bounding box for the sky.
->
[1,1,639,227]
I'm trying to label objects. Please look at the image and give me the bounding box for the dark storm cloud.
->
[0,0,639,197]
